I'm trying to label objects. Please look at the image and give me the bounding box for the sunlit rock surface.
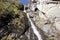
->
[27,0,60,40]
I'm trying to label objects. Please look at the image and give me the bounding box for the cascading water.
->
[26,13,43,40]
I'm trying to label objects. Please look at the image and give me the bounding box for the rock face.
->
[26,0,60,40]
[1,0,60,40]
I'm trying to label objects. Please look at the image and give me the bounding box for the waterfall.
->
[26,13,43,40]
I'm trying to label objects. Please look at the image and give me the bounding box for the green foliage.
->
[0,0,23,18]
[0,0,26,40]
[0,0,17,2]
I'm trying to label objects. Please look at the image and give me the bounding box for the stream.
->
[26,13,43,40]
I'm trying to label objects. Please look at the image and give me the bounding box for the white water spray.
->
[26,13,43,40]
